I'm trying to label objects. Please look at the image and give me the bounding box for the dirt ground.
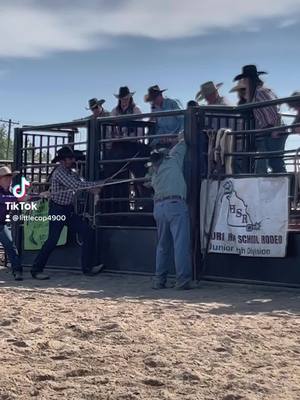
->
[0,267,299,400]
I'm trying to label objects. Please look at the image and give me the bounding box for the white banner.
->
[205,177,289,258]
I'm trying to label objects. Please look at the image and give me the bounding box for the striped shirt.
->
[253,87,281,129]
[50,165,96,206]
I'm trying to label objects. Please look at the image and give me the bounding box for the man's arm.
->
[169,138,186,168]
[0,193,18,203]
[55,169,97,190]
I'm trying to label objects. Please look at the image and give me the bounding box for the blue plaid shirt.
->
[50,165,96,206]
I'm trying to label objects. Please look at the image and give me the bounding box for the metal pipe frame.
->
[11,94,300,279]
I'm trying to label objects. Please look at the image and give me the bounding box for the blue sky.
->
[0,0,299,126]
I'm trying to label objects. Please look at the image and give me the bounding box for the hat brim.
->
[51,156,60,164]
[0,170,20,178]
[229,83,247,93]
[144,89,167,102]
[114,92,135,99]
[51,154,76,164]
[233,71,267,82]
[195,82,223,101]
[86,99,106,110]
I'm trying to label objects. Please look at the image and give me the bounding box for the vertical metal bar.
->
[87,118,100,265]
[31,135,35,183]
[12,128,23,260]
[55,135,58,154]
[47,135,50,178]
[68,129,75,147]
[24,134,28,174]
[87,119,98,181]
[185,108,200,281]
[39,135,42,183]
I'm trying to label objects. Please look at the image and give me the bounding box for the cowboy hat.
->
[144,85,167,102]
[287,91,300,108]
[0,166,20,178]
[233,65,267,82]
[229,80,247,93]
[195,81,223,101]
[51,146,76,163]
[86,98,106,110]
[114,86,135,99]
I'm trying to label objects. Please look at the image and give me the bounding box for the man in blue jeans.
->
[145,135,193,290]
[31,146,102,280]
[0,166,23,281]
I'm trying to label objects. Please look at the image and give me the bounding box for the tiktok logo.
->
[12,177,31,200]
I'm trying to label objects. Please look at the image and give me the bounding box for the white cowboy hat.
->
[0,166,19,178]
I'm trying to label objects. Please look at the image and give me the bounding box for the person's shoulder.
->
[133,105,142,113]
[256,85,277,99]
[52,165,65,178]
[165,97,177,105]
[165,97,183,109]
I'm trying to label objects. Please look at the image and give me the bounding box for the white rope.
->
[35,151,148,200]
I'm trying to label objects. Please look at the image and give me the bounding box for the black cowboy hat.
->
[144,85,167,102]
[114,86,135,99]
[51,146,76,163]
[234,65,268,82]
[86,98,105,110]
[73,150,86,161]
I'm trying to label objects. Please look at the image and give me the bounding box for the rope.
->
[31,151,146,200]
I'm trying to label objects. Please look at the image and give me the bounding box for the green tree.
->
[0,124,14,161]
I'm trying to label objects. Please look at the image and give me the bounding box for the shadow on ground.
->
[1,266,300,318]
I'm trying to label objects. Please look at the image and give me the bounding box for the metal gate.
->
[13,120,89,270]
[12,94,300,286]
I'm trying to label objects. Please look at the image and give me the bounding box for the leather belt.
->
[155,195,184,203]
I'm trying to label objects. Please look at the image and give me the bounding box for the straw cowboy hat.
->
[233,65,267,82]
[86,98,105,110]
[230,80,247,93]
[0,166,19,178]
[144,85,167,102]
[114,86,135,99]
[195,81,223,101]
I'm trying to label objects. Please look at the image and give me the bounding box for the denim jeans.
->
[0,224,22,273]
[32,201,94,274]
[255,135,287,173]
[153,199,193,286]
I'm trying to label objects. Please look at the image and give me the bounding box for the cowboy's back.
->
[149,140,187,201]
